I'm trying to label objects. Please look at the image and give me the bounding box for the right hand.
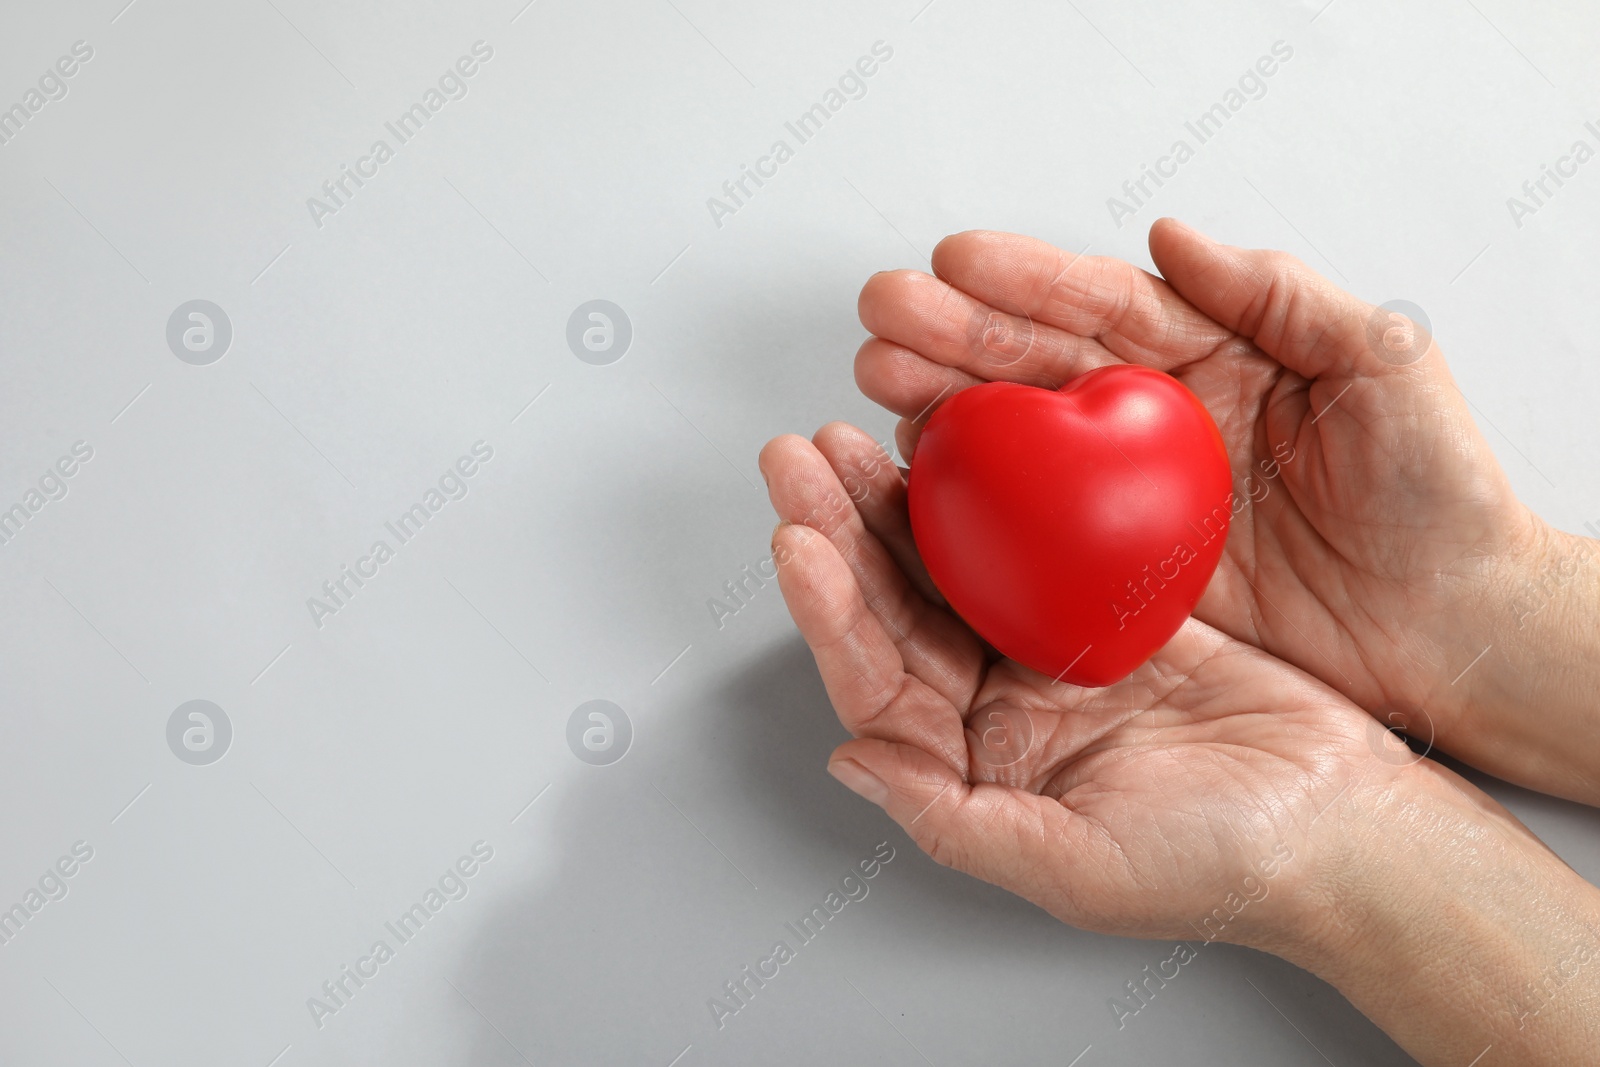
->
[760,424,1600,1067]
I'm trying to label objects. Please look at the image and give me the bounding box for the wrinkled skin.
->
[759,420,1518,944]
[851,220,1544,783]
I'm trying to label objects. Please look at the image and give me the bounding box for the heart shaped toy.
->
[906,366,1233,687]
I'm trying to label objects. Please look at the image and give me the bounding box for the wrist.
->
[1445,514,1600,802]
[1269,764,1600,1065]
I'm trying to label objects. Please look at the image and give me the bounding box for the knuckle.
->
[915,822,964,870]
[1263,249,1307,279]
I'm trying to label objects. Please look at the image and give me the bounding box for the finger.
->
[859,270,1121,387]
[1147,217,1440,380]
[930,229,1236,368]
[827,736,1109,927]
[854,336,982,423]
[895,417,922,463]
[772,523,967,765]
[810,420,943,606]
[760,434,983,711]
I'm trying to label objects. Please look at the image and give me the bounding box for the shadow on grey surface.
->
[445,635,1081,1066]
[447,627,1430,1066]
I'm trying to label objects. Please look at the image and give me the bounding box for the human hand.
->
[760,423,1379,943]
[759,423,1600,1066]
[853,222,1600,803]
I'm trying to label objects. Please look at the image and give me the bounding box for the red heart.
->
[906,366,1233,687]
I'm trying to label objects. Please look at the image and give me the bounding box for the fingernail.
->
[829,759,889,806]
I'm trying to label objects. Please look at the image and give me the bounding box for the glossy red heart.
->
[906,366,1233,687]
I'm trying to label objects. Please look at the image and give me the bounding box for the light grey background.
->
[2,0,1597,1064]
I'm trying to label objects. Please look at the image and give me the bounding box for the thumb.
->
[1148,217,1438,380]
[826,737,1098,924]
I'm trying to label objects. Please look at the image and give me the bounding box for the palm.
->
[947,620,1378,936]
[853,223,1530,729]
[760,423,1399,938]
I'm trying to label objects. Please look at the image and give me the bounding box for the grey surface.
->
[2,0,1598,1064]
